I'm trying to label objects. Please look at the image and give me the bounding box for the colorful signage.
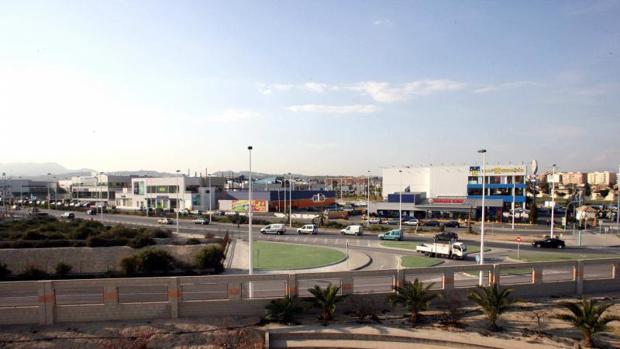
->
[469,165,526,176]
[231,200,268,213]
[430,198,466,204]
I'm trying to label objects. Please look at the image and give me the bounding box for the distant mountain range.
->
[0,162,93,179]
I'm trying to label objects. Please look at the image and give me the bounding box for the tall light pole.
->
[367,170,371,225]
[288,172,292,228]
[511,175,516,230]
[176,169,181,235]
[478,149,487,286]
[399,169,403,231]
[207,173,212,223]
[550,164,557,239]
[248,146,254,281]
[98,172,104,220]
[47,173,51,210]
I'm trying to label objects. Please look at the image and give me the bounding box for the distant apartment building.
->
[559,172,587,186]
[587,171,617,187]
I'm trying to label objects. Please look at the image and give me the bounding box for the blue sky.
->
[1,1,619,175]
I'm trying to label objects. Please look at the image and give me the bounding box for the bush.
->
[121,248,177,275]
[128,234,155,249]
[0,263,11,280]
[150,229,171,239]
[186,238,201,245]
[194,245,225,273]
[19,266,48,280]
[55,262,72,276]
[23,230,46,240]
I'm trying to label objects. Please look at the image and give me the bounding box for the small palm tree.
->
[264,295,304,325]
[468,283,518,331]
[308,284,346,322]
[554,298,620,347]
[388,278,438,325]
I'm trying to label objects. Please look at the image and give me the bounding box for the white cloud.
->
[351,80,465,102]
[303,82,332,93]
[257,83,294,95]
[474,81,541,94]
[373,19,393,26]
[207,109,260,123]
[285,104,379,114]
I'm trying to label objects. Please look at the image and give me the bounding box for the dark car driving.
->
[434,232,459,242]
[532,238,565,249]
[423,220,440,227]
[442,220,460,228]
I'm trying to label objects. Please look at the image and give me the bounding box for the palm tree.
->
[263,295,304,325]
[388,278,438,325]
[554,298,620,347]
[467,283,518,331]
[308,284,346,322]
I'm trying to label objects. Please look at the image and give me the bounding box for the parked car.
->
[86,209,97,215]
[386,218,400,225]
[368,217,381,224]
[157,218,174,225]
[297,224,318,235]
[404,218,419,226]
[532,238,565,249]
[341,225,363,236]
[378,229,403,241]
[442,220,460,228]
[193,217,209,225]
[423,220,440,227]
[260,224,286,235]
[61,212,75,220]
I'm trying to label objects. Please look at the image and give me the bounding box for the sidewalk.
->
[225,239,371,274]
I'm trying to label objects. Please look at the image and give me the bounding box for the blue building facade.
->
[466,165,527,208]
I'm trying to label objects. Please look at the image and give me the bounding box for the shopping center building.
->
[372,164,528,219]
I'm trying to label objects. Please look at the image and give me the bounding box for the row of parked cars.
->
[368,217,461,228]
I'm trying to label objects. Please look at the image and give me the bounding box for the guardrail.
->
[0,258,618,326]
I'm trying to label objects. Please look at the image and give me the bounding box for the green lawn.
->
[400,255,444,268]
[253,241,346,270]
[381,241,486,254]
[510,251,618,263]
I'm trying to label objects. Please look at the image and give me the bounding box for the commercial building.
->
[375,164,527,219]
[218,190,337,213]
[0,178,56,200]
[61,173,132,205]
[587,171,617,187]
[114,175,222,212]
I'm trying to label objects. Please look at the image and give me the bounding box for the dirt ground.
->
[0,295,618,349]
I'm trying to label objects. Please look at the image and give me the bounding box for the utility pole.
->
[478,149,487,286]
[248,146,254,298]
[550,164,557,239]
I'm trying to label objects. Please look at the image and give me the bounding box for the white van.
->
[341,225,363,236]
[260,224,287,235]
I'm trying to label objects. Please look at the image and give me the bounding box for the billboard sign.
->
[469,165,526,177]
[231,200,268,213]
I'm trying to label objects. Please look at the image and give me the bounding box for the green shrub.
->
[128,234,155,249]
[150,229,171,239]
[186,238,201,245]
[121,248,177,275]
[0,263,11,280]
[194,245,225,273]
[19,266,48,280]
[23,230,46,240]
[46,232,67,240]
[55,263,72,276]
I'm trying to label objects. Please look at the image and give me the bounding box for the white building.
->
[63,173,132,204]
[114,176,218,212]
[382,166,469,199]
[587,171,617,187]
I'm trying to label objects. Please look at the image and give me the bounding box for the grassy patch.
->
[253,241,346,270]
[400,255,444,268]
[381,241,486,254]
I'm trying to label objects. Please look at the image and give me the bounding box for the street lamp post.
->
[47,173,51,210]
[248,146,254,297]
[367,170,371,225]
[289,172,293,228]
[207,173,212,223]
[98,172,104,220]
[511,175,516,230]
[176,170,181,235]
[399,169,403,231]
[550,164,557,239]
[478,149,487,286]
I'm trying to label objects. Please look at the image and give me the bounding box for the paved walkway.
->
[225,239,371,274]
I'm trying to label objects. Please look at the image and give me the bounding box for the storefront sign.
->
[430,198,466,204]
[231,200,268,213]
[469,165,526,176]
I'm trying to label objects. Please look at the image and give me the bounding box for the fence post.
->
[393,269,405,290]
[227,281,243,300]
[532,266,543,285]
[491,264,501,285]
[168,277,181,319]
[103,283,119,306]
[38,281,55,325]
[612,261,620,279]
[341,273,354,295]
[574,260,584,296]
[286,274,297,297]
[442,271,454,290]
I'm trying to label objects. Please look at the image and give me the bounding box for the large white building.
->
[61,173,132,204]
[114,176,219,212]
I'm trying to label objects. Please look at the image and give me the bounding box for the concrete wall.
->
[0,245,207,274]
[0,258,618,326]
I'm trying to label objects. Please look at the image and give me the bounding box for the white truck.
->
[416,241,467,260]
